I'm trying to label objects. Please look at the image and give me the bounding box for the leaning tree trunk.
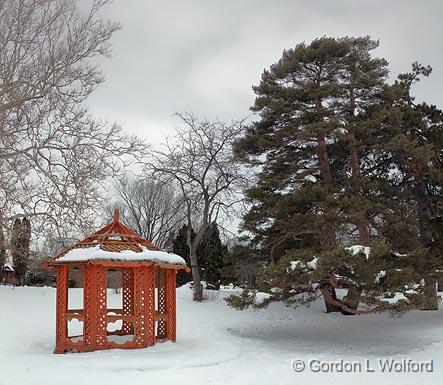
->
[320,279,341,313]
[340,285,363,315]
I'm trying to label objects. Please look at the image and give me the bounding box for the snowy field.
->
[0,286,442,385]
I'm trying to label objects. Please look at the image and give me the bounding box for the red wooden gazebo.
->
[47,209,188,353]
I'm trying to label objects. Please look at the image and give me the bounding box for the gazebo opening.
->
[47,209,188,353]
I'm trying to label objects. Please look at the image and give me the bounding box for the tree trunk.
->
[356,217,369,244]
[186,217,204,302]
[350,143,370,243]
[348,89,369,244]
[421,281,438,310]
[320,281,341,313]
[413,164,433,247]
[189,248,203,301]
[316,132,332,185]
[340,285,362,315]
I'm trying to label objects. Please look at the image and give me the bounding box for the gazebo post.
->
[95,265,108,348]
[54,265,68,353]
[122,268,134,335]
[165,269,177,341]
[133,266,146,347]
[146,265,156,346]
[156,268,167,340]
[83,264,97,350]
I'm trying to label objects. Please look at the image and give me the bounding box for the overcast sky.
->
[88,0,442,145]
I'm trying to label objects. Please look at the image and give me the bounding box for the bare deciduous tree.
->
[0,0,145,238]
[146,113,246,301]
[112,176,186,248]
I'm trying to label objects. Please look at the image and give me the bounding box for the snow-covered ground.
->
[0,285,442,385]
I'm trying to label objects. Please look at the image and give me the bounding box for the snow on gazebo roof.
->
[48,209,187,269]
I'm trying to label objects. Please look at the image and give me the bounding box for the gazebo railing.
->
[56,264,177,353]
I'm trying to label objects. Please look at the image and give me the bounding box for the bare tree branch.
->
[145,112,248,301]
[110,175,186,248]
[0,0,146,238]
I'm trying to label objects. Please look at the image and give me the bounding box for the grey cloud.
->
[85,0,443,144]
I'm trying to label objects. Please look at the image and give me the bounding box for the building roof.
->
[3,262,14,272]
[2,253,14,271]
[48,209,187,269]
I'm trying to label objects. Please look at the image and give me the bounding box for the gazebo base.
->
[54,338,171,354]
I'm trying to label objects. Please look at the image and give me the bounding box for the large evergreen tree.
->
[230,37,440,315]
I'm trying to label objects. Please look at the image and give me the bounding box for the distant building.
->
[2,253,15,285]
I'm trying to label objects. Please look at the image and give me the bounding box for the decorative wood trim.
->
[48,260,187,271]
[165,269,177,341]
[54,265,69,353]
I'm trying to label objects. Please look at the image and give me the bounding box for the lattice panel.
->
[156,267,166,339]
[122,268,134,334]
[145,266,155,345]
[83,264,96,347]
[165,269,177,341]
[133,267,147,346]
[95,266,108,347]
[55,265,68,349]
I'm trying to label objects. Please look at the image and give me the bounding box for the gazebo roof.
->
[48,209,187,269]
